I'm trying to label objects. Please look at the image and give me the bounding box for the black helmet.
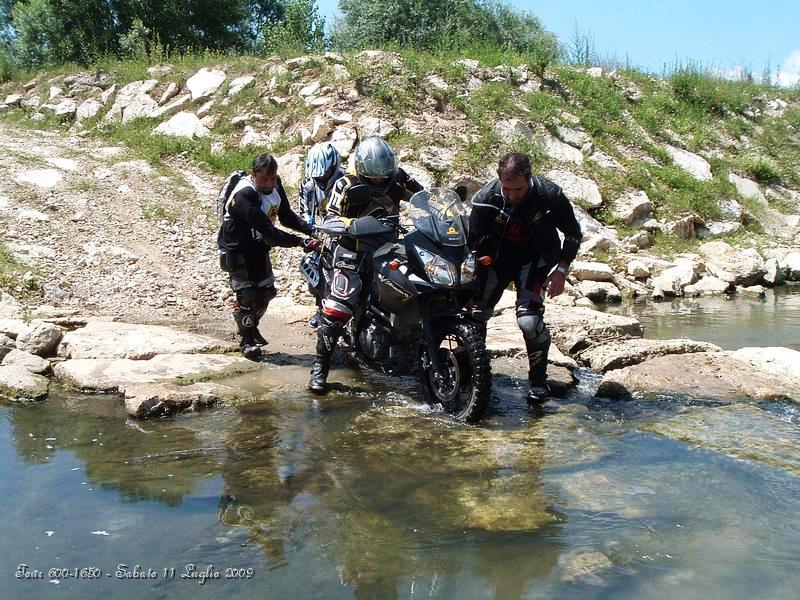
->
[354,136,398,193]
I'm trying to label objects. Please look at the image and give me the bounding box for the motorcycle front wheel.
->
[419,321,492,423]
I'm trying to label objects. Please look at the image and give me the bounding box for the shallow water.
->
[2,293,800,599]
[598,283,800,351]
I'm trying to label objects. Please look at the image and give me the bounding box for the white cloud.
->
[776,50,800,88]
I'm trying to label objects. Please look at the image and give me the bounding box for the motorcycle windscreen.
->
[406,188,468,247]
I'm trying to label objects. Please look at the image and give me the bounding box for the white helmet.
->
[305,143,340,179]
[354,136,398,193]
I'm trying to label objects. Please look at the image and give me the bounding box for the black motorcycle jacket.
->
[218,176,312,253]
[468,176,583,269]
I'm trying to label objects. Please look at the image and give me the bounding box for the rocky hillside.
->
[1,50,800,316]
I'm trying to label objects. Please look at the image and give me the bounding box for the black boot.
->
[234,308,261,360]
[308,317,341,394]
[525,338,550,405]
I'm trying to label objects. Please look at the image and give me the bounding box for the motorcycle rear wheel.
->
[419,321,491,423]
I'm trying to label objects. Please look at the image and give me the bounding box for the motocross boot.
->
[308,317,342,394]
[525,337,550,405]
[234,308,261,360]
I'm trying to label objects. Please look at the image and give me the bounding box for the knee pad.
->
[255,286,276,317]
[235,287,257,310]
[517,314,551,345]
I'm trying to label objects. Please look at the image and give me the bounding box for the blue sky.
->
[314,0,800,85]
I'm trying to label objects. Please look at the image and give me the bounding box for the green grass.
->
[0,242,42,300]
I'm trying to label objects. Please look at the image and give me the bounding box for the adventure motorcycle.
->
[301,188,491,423]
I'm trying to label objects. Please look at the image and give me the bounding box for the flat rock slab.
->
[1,348,51,374]
[59,321,238,359]
[124,382,254,418]
[596,351,800,402]
[53,353,258,393]
[579,338,723,373]
[0,364,49,401]
[485,318,578,369]
[545,304,643,354]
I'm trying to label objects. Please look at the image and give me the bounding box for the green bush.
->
[742,155,781,183]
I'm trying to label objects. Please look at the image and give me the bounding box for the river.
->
[2,288,799,599]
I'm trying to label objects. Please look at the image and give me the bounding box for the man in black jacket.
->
[218,153,320,359]
[469,152,583,404]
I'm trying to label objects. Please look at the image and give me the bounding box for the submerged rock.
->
[124,381,252,418]
[596,350,800,402]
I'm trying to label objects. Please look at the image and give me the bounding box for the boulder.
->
[493,119,535,144]
[544,303,643,354]
[4,93,23,106]
[699,241,766,286]
[153,112,210,139]
[626,260,650,278]
[665,145,712,181]
[684,276,732,296]
[728,173,766,204]
[545,170,602,208]
[357,116,397,138]
[576,281,622,303]
[159,82,179,104]
[227,75,255,97]
[58,321,237,359]
[555,125,590,149]
[570,261,614,281]
[0,364,49,401]
[75,98,103,123]
[596,350,800,402]
[1,348,50,374]
[668,214,696,239]
[16,321,62,356]
[763,258,782,286]
[623,230,653,249]
[53,353,258,393]
[124,382,252,418]
[151,93,191,119]
[275,152,305,188]
[186,68,226,101]
[650,259,699,296]
[579,338,722,373]
[730,347,800,381]
[0,290,21,318]
[611,190,652,225]
[718,198,745,223]
[121,92,158,122]
[53,99,77,119]
[0,334,14,360]
[330,125,358,158]
[103,79,157,122]
[783,252,800,280]
[695,221,742,239]
[541,134,584,165]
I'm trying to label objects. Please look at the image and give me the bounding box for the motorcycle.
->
[302,187,492,423]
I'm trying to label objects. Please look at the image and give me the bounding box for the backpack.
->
[216,170,248,222]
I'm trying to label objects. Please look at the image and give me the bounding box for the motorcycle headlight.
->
[461,252,476,283]
[414,245,457,286]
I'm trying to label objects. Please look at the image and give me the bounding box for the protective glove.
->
[302,237,323,252]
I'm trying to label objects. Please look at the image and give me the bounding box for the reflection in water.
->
[2,327,800,599]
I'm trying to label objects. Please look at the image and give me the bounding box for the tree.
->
[261,0,325,54]
[331,0,558,70]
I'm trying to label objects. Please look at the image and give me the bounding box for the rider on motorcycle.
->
[308,136,423,394]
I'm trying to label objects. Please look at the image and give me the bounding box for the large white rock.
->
[783,252,800,280]
[728,173,766,204]
[58,321,237,360]
[330,125,358,158]
[53,99,77,118]
[730,347,800,381]
[626,260,650,278]
[763,258,782,286]
[121,92,159,122]
[103,80,158,122]
[151,93,191,119]
[75,98,103,122]
[699,241,766,286]
[611,190,652,225]
[683,276,732,296]
[546,170,602,208]
[276,152,305,188]
[16,321,63,357]
[153,112,210,138]
[0,364,49,401]
[718,198,744,222]
[571,261,614,281]
[555,125,590,149]
[401,164,435,190]
[541,134,584,165]
[186,68,226,101]
[1,348,50,374]
[665,145,712,181]
[651,259,700,296]
[493,119,535,144]
[53,354,257,393]
[228,75,255,96]
[576,280,622,303]
[0,290,21,319]
[581,338,722,373]
[4,93,23,106]
[357,116,397,138]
